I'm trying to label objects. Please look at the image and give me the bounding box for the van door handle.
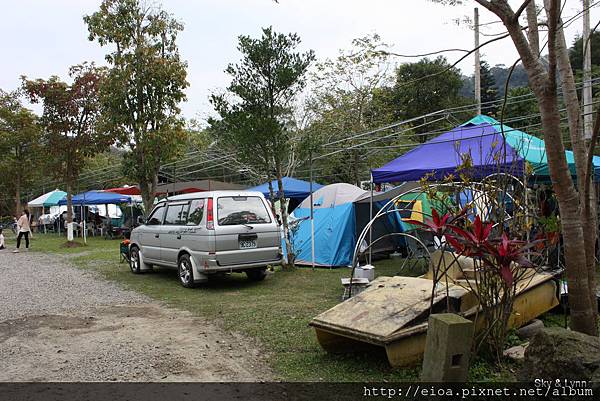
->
[154,234,160,238]
[176,234,182,239]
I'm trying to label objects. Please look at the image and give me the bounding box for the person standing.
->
[13,210,31,253]
[0,228,5,250]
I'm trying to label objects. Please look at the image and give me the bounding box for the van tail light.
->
[206,198,214,230]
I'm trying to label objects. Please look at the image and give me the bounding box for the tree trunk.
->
[538,94,596,335]
[352,150,360,187]
[276,163,294,267]
[267,178,277,218]
[14,171,21,217]
[66,178,73,225]
[474,0,598,335]
[139,178,155,216]
[550,1,598,331]
[584,185,598,315]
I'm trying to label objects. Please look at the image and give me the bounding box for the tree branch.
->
[515,0,534,20]
[378,48,469,58]
[526,0,540,57]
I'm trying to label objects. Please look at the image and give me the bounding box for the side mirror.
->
[137,216,146,225]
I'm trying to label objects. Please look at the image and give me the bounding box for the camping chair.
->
[104,222,126,240]
[393,229,435,276]
[119,240,131,263]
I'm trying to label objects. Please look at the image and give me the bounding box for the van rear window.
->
[217,196,271,226]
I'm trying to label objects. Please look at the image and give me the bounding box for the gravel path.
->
[0,251,273,382]
[0,251,148,321]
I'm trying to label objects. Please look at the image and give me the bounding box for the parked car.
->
[128,191,283,288]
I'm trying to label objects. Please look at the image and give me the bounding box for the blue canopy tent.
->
[248,177,323,201]
[58,191,133,242]
[372,115,600,183]
[249,177,324,216]
[58,191,132,205]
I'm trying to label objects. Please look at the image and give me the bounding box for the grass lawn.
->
[6,233,524,381]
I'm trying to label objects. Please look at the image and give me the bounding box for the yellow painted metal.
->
[310,257,560,368]
[381,279,558,367]
[310,276,470,344]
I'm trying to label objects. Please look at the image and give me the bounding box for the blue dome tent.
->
[290,183,404,267]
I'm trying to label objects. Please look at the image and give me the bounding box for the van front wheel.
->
[178,254,197,288]
[246,268,267,282]
[129,246,142,274]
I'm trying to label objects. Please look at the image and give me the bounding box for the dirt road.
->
[0,251,273,382]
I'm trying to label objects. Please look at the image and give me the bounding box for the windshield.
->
[217,196,271,226]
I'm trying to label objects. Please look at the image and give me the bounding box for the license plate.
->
[239,239,257,249]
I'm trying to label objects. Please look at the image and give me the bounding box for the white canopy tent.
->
[28,189,67,230]
[27,189,67,209]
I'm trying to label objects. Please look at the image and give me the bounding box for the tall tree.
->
[569,31,600,71]
[84,0,189,213]
[480,60,499,116]
[435,0,598,336]
[501,86,540,134]
[210,27,314,265]
[0,90,42,215]
[22,63,114,227]
[389,56,467,142]
[307,33,396,185]
[489,63,529,97]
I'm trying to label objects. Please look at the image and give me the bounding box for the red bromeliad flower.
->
[405,207,469,238]
[489,233,533,286]
[407,208,536,286]
[449,216,493,245]
[425,212,535,286]
[445,215,494,257]
[405,208,450,237]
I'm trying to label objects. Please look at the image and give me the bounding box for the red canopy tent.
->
[104,186,141,196]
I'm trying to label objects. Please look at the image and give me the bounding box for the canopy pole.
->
[106,204,109,237]
[310,149,315,271]
[524,169,530,261]
[83,203,87,245]
[474,7,481,116]
[369,174,373,266]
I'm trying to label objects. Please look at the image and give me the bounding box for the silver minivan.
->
[128,190,283,288]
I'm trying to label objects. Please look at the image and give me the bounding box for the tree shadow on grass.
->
[149,267,268,291]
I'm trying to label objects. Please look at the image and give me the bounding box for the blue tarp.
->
[58,191,131,205]
[372,119,523,183]
[372,115,600,183]
[248,177,323,200]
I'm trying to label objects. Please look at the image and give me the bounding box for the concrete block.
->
[355,265,375,281]
[421,313,473,382]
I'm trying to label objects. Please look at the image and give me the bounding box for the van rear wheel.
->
[178,254,197,288]
[246,268,267,282]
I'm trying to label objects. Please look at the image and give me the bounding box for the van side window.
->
[187,199,204,225]
[147,205,165,225]
[164,203,188,225]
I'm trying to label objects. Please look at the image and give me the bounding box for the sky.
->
[1,0,597,121]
